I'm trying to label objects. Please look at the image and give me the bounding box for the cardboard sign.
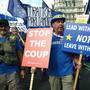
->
[22,28,53,68]
[75,14,89,23]
[62,22,90,55]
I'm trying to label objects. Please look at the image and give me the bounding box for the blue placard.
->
[62,22,90,55]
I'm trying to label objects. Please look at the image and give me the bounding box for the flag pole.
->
[17,27,25,45]
[17,31,25,45]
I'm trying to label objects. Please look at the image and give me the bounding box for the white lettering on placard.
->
[29,40,46,47]
[76,35,90,43]
[78,25,90,32]
[24,50,48,58]
[66,24,77,30]
[28,30,50,37]
[64,43,77,50]
[78,45,90,51]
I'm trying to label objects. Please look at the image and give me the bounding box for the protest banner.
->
[62,22,90,90]
[22,28,53,90]
[22,28,53,68]
[75,15,89,90]
[62,22,90,55]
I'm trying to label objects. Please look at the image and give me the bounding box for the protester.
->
[47,14,80,90]
[76,55,90,90]
[0,19,24,90]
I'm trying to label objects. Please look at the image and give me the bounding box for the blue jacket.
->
[48,33,74,76]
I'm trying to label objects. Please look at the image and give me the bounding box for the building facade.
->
[54,0,85,22]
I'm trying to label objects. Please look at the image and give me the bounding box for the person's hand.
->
[74,55,82,70]
[31,67,36,74]
[75,63,82,70]
[20,70,25,79]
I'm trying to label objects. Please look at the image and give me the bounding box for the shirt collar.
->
[53,33,63,39]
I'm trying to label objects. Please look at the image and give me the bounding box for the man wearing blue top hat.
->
[47,14,79,90]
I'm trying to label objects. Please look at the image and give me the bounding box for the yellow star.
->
[66,34,72,41]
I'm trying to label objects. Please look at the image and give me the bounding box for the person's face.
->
[52,19,64,35]
[10,27,17,35]
[0,26,9,37]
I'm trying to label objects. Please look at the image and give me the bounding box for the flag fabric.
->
[0,14,17,21]
[8,0,27,19]
[20,0,43,7]
[85,0,90,14]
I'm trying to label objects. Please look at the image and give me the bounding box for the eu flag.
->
[8,0,27,20]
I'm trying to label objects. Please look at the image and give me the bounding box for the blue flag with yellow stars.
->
[8,0,27,20]
[62,22,90,55]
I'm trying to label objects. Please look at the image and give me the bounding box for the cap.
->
[0,19,10,31]
[0,19,9,27]
[51,14,65,24]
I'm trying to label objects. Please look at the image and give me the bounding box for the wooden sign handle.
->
[29,67,36,90]
[73,53,83,90]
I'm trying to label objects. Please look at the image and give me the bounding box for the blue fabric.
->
[48,34,73,76]
[0,14,17,21]
[0,37,7,43]
[0,37,22,74]
[0,64,19,74]
[8,0,27,19]
[16,38,23,51]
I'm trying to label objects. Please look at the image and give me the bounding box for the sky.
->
[0,0,89,13]
[0,0,88,10]
[83,0,88,5]
[0,0,12,16]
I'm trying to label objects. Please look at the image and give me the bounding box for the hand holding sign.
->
[62,22,90,90]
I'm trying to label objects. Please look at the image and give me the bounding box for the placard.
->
[22,28,53,68]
